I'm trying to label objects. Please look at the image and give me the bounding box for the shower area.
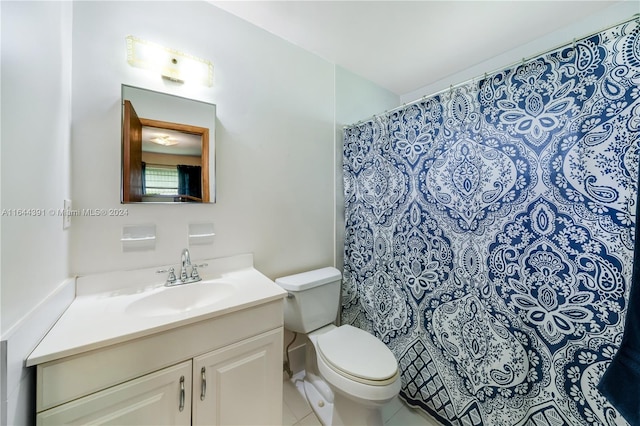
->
[341,18,639,426]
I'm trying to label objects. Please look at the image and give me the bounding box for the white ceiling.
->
[210,1,628,96]
[142,127,202,156]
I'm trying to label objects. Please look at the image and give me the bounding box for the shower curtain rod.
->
[344,13,639,129]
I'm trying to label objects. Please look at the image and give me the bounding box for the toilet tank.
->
[275,267,342,333]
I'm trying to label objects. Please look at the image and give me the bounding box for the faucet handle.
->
[156,267,177,284]
[167,267,177,282]
[191,263,208,279]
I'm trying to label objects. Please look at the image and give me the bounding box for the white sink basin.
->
[126,281,234,317]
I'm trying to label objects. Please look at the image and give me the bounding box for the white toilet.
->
[276,267,401,426]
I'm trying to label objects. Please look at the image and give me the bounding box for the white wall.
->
[0,0,72,338]
[0,2,74,424]
[70,1,338,279]
[401,1,639,104]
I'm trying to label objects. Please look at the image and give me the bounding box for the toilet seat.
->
[316,325,398,386]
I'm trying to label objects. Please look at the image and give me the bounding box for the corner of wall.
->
[1,278,75,426]
[333,65,400,273]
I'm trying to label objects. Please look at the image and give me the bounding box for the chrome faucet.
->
[158,249,207,286]
[180,248,192,281]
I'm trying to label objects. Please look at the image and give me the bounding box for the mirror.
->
[121,85,216,203]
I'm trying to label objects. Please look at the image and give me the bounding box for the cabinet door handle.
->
[200,367,206,401]
[179,375,185,412]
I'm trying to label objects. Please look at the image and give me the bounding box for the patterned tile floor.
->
[283,373,442,426]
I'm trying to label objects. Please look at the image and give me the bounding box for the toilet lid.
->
[317,325,398,382]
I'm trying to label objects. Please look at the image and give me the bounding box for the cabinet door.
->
[193,328,283,426]
[37,361,192,425]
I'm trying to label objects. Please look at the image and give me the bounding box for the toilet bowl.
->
[275,268,401,425]
[309,325,401,425]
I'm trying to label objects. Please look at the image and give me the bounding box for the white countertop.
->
[27,254,286,366]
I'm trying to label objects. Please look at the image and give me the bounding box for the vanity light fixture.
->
[149,135,178,146]
[126,35,213,87]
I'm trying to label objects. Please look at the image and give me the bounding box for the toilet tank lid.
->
[275,267,342,291]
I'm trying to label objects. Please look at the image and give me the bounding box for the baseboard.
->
[1,340,7,426]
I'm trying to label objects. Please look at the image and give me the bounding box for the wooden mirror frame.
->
[122,100,210,203]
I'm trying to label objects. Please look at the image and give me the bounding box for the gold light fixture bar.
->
[126,35,213,87]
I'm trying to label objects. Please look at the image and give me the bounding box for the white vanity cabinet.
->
[36,361,193,425]
[33,300,284,426]
[193,329,282,425]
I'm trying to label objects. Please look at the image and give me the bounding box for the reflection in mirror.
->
[121,85,216,203]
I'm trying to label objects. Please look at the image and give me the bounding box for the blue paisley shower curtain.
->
[342,19,640,426]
